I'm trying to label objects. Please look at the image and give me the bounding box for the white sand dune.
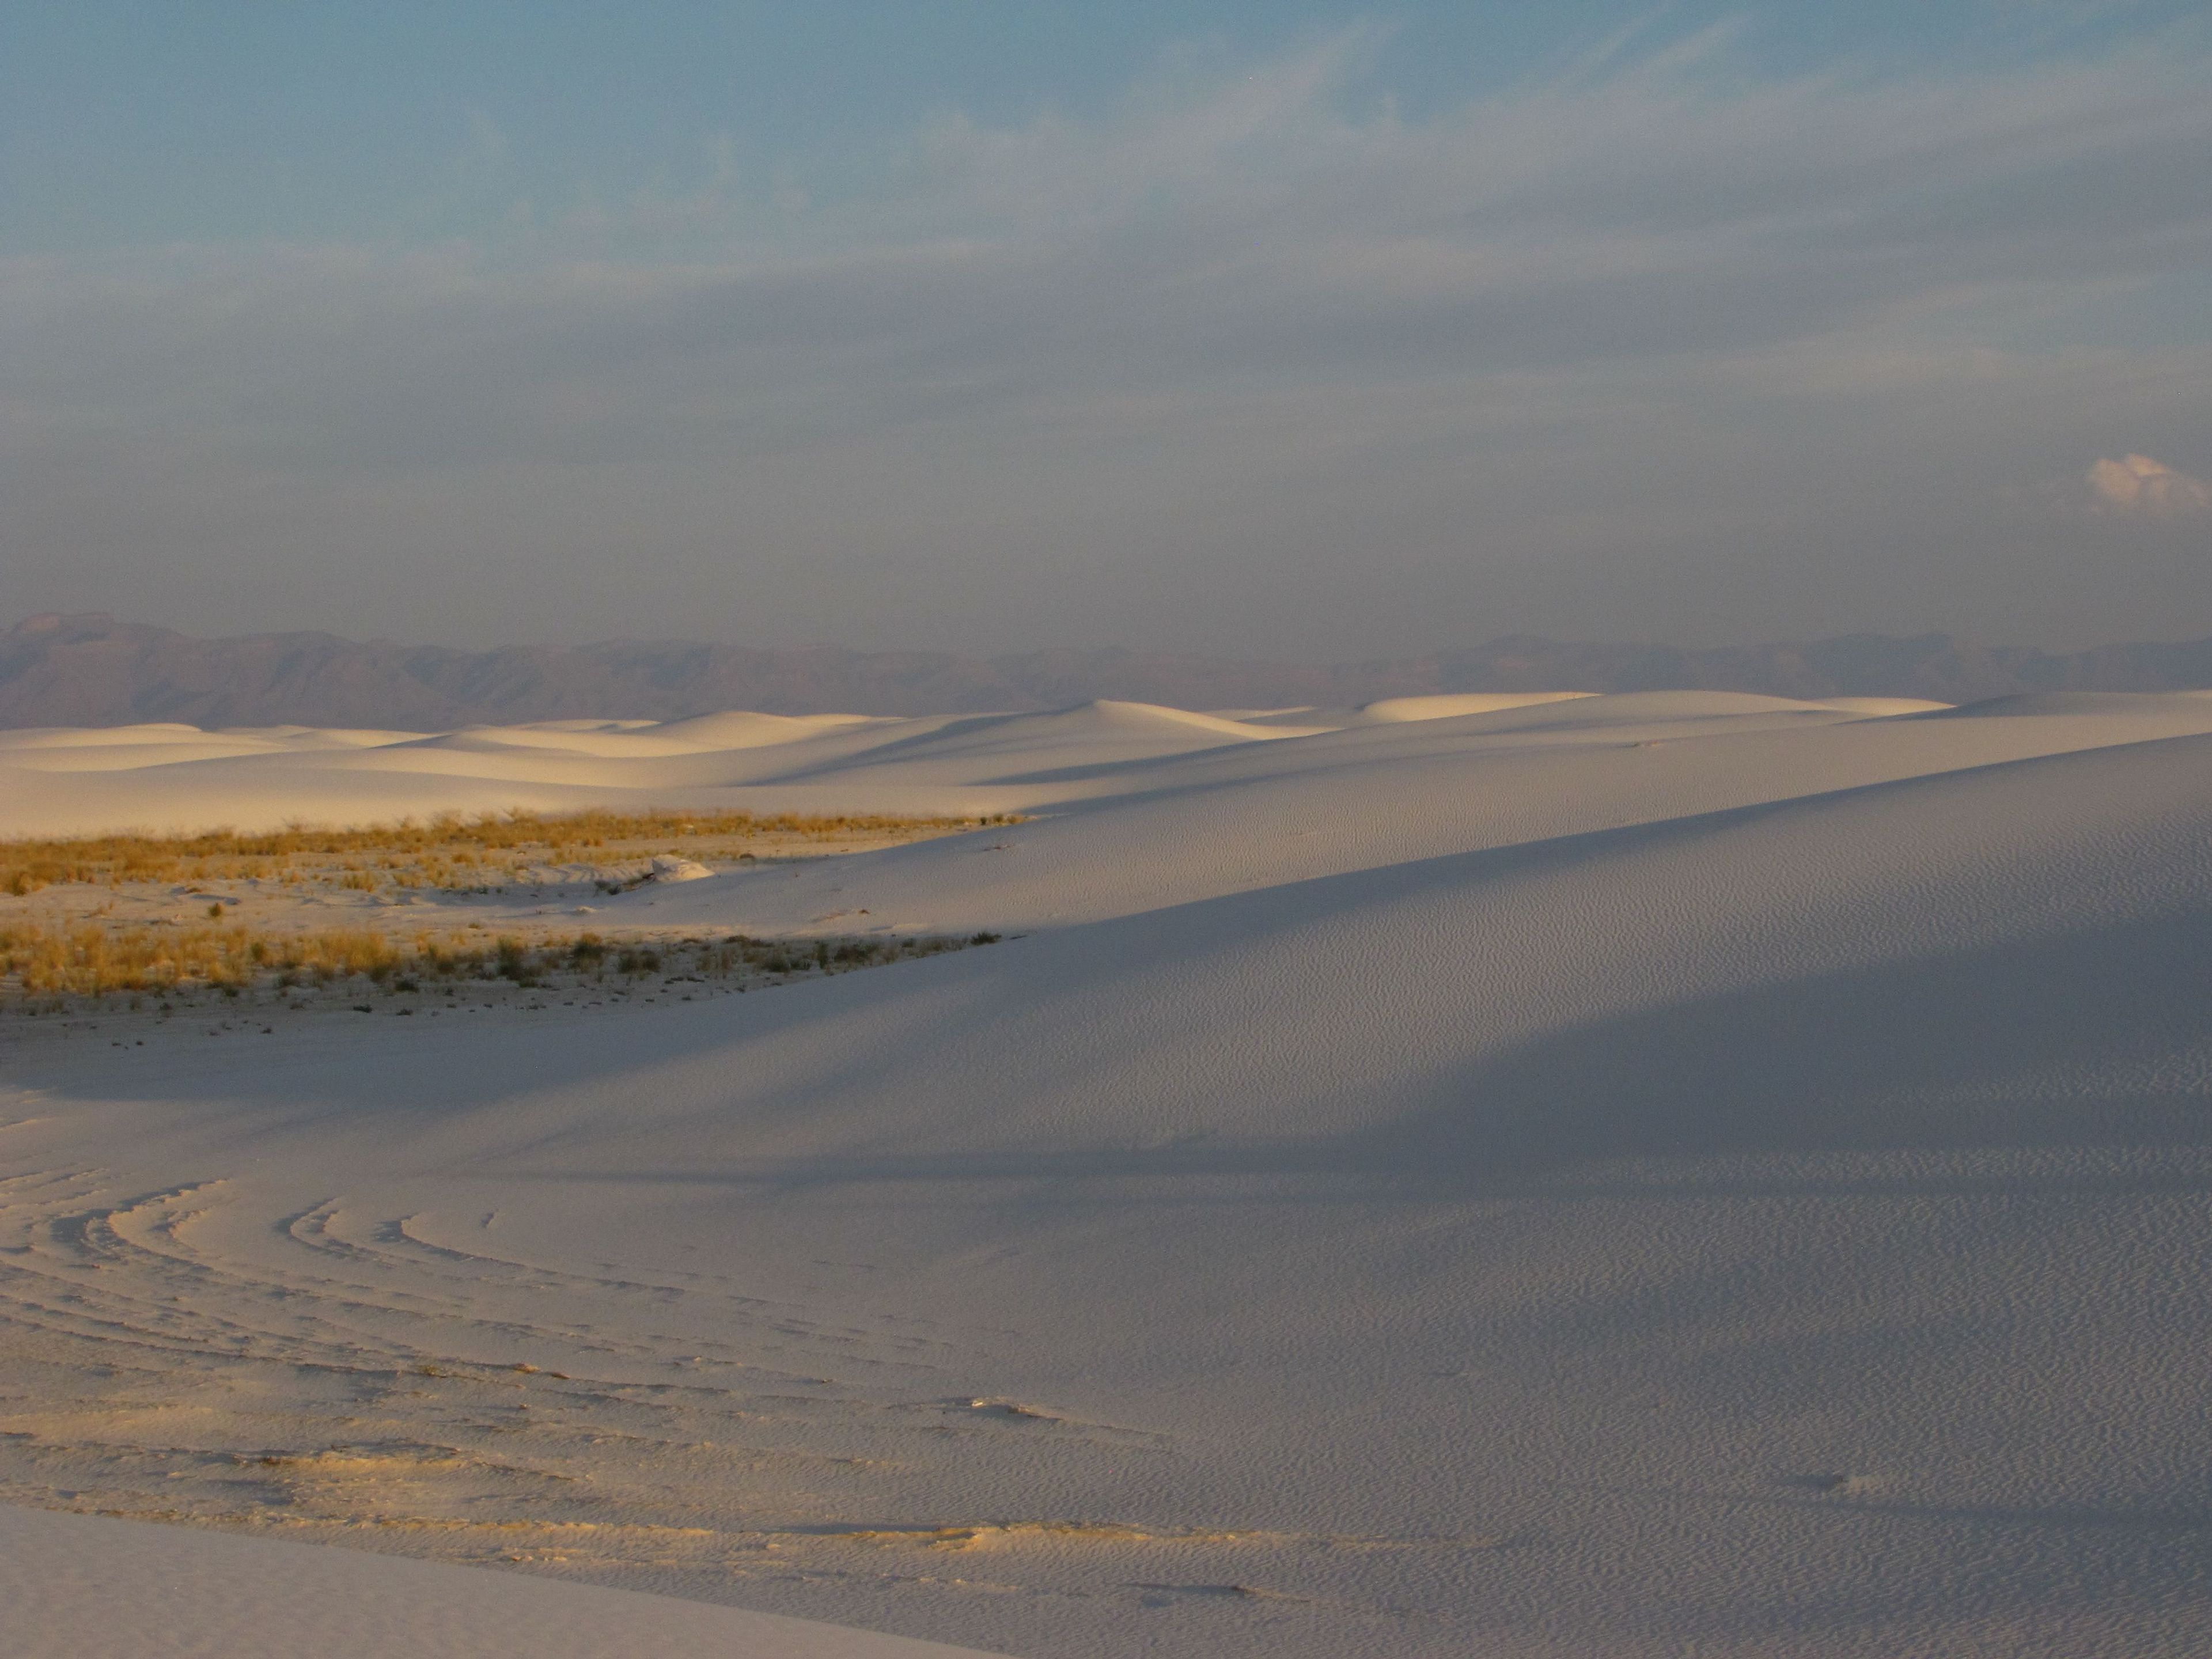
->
[7,689,2212,1656]
[0,699,1309,835]
[624,688,2212,935]
[1808,695,1953,715]
[400,711,892,760]
[22,685,2165,840]
[1354,690,1596,721]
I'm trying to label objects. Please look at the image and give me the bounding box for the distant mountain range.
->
[5,612,2211,729]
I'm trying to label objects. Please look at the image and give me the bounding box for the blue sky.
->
[4,3,2185,252]
[3,2,2209,654]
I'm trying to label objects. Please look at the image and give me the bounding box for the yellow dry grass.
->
[0,920,992,1003]
[0,922,390,997]
[0,808,1014,896]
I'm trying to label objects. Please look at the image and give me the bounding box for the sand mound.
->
[649,709,886,748]
[1809,695,1953,715]
[1355,690,1595,721]
[411,712,888,759]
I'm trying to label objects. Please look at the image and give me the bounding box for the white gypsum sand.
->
[5,689,2212,1657]
[0,1505,1007,1659]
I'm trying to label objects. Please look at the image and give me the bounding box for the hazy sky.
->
[3,2,2209,657]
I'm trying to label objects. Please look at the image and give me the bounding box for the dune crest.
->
[1355,690,1596,721]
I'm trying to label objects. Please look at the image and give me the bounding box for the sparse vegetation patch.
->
[0,808,1019,895]
[0,806,1021,1033]
[0,920,984,1012]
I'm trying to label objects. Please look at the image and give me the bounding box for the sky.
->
[2,1,2209,658]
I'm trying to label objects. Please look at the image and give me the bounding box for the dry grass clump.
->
[0,808,1019,896]
[483,930,979,988]
[0,921,993,1005]
[0,922,400,998]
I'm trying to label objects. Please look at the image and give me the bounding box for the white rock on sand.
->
[6,689,2212,1657]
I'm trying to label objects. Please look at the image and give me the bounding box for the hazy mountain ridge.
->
[5,612,2211,728]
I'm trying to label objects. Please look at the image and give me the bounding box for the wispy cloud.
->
[17,31,2210,451]
[3,25,2210,650]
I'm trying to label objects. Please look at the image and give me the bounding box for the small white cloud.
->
[2088,453,2212,517]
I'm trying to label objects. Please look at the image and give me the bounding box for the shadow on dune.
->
[1371,899,2212,1185]
[529,900,2212,1202]
[26,737,2212,1214]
